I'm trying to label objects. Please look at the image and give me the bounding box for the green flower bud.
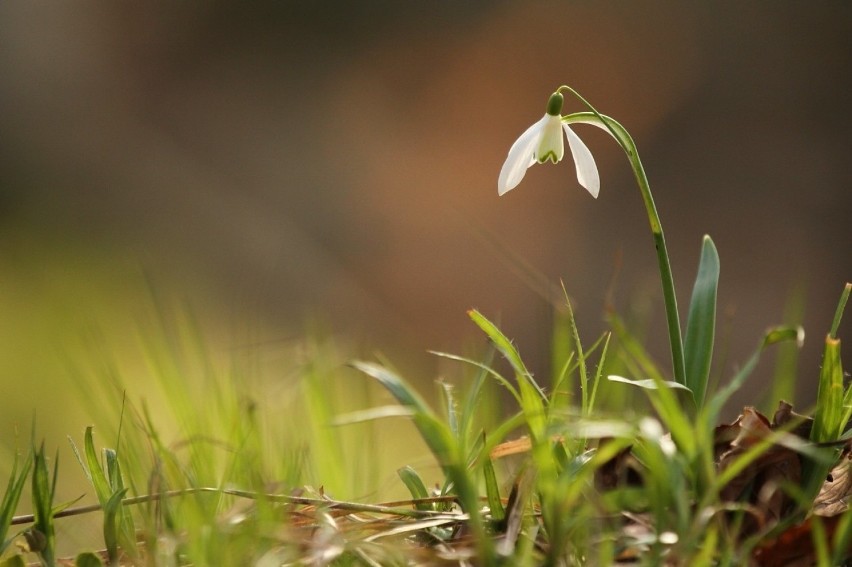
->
[545,92,564,116]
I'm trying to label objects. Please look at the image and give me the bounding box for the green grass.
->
[0,283,847,565]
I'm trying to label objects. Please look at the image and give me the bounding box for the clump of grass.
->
[0,285,847,565]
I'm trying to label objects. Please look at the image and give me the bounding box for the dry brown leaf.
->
[814,449,852,517]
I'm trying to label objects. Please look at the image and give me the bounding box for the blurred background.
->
[0,0,850,527]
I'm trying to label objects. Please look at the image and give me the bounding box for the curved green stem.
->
[563,111,686,387]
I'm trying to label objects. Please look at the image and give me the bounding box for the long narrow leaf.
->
[102,488,128,562]
[397,466,431,511]
[439,381,459,439]
[429,350,520,404]
[559,291,590,413]
[468,310,548,441]
[683,235,720,406]
[587,333,612,416]
[0,450,32,554]
[351,361,433,417]
[482,456,505,522]
[458,357,490,450]
[352,360,494,561]
[351,361,457,467]
[68,427,110,505]
[608,375,692,392]
[829,283,851,339]
[31,442,56,566]
[812,336,844,443]
[104,450,137,560]
[467,310,545,401]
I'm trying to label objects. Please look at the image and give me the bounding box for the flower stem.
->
[563,110,687,387]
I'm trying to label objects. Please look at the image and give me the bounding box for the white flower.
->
[498,92,600,197]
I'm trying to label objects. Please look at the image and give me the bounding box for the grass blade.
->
[587,333,612,416]
[559,290,590,414]
[397,466,431,511]
[350,361,435,420]
[829,283,851,339]
[69,429,137,562]
[104,450,137,561]
[102,488,128,561]
[482,456,505,522]
[683,235,720,406]
[607,375,692,392]
[351,360,495,562]
[468,310,548,442]
[83,427,111,503]
[813,285,849,443]
[429,350,520,403]
[439,381,459,439]
[811,335,844,443]
[0,450,32,555]
[467,309,545,401]
[31,441,57,566]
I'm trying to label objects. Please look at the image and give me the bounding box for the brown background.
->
[1,3,850,431]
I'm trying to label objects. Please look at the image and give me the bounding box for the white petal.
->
[534,114,565,164]
[498,115,547,195]
[563,123,600,198]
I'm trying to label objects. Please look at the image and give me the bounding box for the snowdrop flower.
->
[498,91,600,197]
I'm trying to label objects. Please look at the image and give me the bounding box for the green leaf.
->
[0,450,32,555]
[458,358,490,450]
[31,442,57,566]
[467,310,545,401]
[397,466,431,511]
[683,235,720,406]
[429,350,520,403]
[352,360,493,562]
[350,361,433,417]
[587,333,612,417]
[70,430,137,561]
[607,375,693,391]
[104,450,137,560]
[829,283,850,339]
[439,381,459,439]
[467,310,548,441]
[331,405,415,425]
[69,427,111,505]
[559,293,590,414]
[482,456,504,522]
[812,335,844,443]
[351,361,458,468]
[102,488,128,561]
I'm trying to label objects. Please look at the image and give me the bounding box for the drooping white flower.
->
[498,92,600,197]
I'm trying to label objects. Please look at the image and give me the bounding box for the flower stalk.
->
[563,107,687,387]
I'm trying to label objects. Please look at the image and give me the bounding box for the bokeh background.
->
[1,0,850,537]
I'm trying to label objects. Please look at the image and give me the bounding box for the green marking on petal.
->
[537,150,559,164]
